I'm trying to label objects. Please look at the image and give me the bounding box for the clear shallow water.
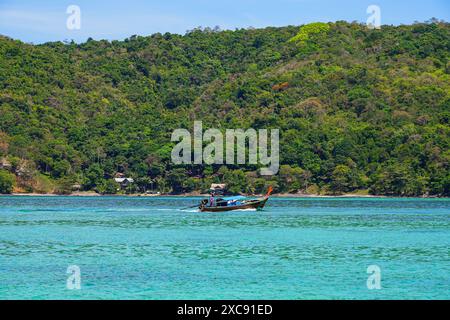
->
[0,196,448,300]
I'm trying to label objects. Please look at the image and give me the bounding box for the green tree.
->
[0,170,15,194]
[96,179,118,195]
[84,164,104,190]
[279,165,311,192]
[223,169,247,194]
[54,176,76,195]
[167,168,187,193]
[330,164,363,194]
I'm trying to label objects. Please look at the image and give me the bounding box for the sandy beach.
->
[4,192,443,198]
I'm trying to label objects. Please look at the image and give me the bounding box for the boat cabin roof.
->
[219,196,246,201]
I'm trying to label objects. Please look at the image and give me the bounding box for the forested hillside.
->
[0,21,449,196]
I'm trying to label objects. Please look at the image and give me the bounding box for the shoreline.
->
[2,192,447,199]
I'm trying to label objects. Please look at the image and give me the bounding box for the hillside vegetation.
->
[0,20,449,196]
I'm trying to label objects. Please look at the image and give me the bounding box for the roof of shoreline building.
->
[210,183,226,190]
[114,178,134,183]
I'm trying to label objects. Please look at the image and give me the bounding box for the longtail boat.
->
[198,187,273,212]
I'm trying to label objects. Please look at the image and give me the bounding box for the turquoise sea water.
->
[0,196,448,300]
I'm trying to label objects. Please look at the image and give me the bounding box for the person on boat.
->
[209,192,215,207]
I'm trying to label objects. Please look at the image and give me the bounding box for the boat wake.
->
[178,208,256,213]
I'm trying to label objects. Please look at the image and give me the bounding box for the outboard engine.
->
[199,199,208,210]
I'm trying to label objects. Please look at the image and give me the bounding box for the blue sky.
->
[0,0,448,43]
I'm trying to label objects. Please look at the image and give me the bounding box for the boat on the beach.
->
[198,187,273,212]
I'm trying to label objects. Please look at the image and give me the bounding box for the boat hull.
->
[199,198,268,212]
